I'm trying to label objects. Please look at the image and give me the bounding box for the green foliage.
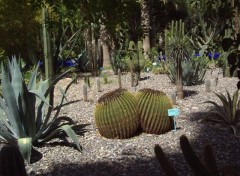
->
[167,56,207,86]
[147,47,158,62]
[136,88,173,134]
[110,50,129,74]
[0,58,81,163]
[152,61,168,75]
[205,90,240,136]
[126,41,145,75]
[94,89,139,139]
[154,135,221,176]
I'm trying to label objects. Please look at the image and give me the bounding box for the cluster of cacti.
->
[94,89,139,139]
[86,24,103,76]
[154,135,226,176]
[94,88,174,139]
[126,41,145,87]
[221,28,239,79]
[136,89,173,134]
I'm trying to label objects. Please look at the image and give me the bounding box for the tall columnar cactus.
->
[94,89,139,139]
[136,89,173,134]
[126,41,145,87]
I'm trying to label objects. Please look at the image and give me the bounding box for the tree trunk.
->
[141,0,151,55]
[232,0,239,34]
[102,43,111,67]
[176,57,184,99]
[100,24,111,67]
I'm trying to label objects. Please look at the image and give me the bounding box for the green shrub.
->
[168,56,207,86]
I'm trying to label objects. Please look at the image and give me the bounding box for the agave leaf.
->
[29,89,50,107]
[18,137,32,164]
[226,90,233,118]
[38,124,81,151]
[11,59,23,102]
[0,121,16,143]
[0,99,18,137]
[27,64,39,90]
[205,100,228,124]
[232,90,239,123]
[21,84,36,137]
[44,68,73,97]
[1,65,24,137]
[53,80,74,120]
[35,80,74,141]
[214,92,232,123]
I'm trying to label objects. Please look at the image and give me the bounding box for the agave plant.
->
[205,90,240,136]
[0,58,81,163]
[167,57,207,86]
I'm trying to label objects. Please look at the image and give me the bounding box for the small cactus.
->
[126,41,145,86]
[83,83,88,101]
[94,89,139,139]
[136,88,173,134]
[84,76,91,87]
[205,79,211,92]
[118,69,122,89]
[96,77,101,92]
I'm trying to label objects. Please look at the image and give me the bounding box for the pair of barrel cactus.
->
[94,88,174,139]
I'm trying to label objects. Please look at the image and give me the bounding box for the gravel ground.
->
[26,68,240,176]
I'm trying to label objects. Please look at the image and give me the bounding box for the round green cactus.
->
[94,89,139,139]
[136,88,173,134]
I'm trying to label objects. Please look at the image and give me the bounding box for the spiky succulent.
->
[94,89,139,139]
[205,90,240,136]
[136,89,173,134]
[0,57,81,163]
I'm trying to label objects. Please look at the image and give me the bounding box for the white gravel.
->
[27,68,240,176]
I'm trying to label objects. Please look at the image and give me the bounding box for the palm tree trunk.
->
[100,24,111,67]
[141,0,151,55]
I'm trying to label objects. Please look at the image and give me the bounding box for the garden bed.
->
[28,68,240,176]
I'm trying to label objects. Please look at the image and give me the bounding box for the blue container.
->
[207,52,220,60]
[63,59,75,67]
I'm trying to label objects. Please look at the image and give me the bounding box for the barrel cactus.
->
[136,89,173,134]
[94,89,139,139]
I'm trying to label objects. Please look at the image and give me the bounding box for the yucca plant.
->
[205,90,240,136]
[0,58,81,163]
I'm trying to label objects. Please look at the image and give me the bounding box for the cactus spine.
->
[118,69,122,89]
[136,89,173,134]
[126,41,145,87]
[94,89,139,139]
[83,83,88,101]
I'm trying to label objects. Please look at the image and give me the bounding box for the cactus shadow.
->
[40,153,189,176]
[183,90,198,98]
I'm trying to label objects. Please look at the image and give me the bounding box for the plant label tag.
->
[153,62,157,66]
[168,108,180,117]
